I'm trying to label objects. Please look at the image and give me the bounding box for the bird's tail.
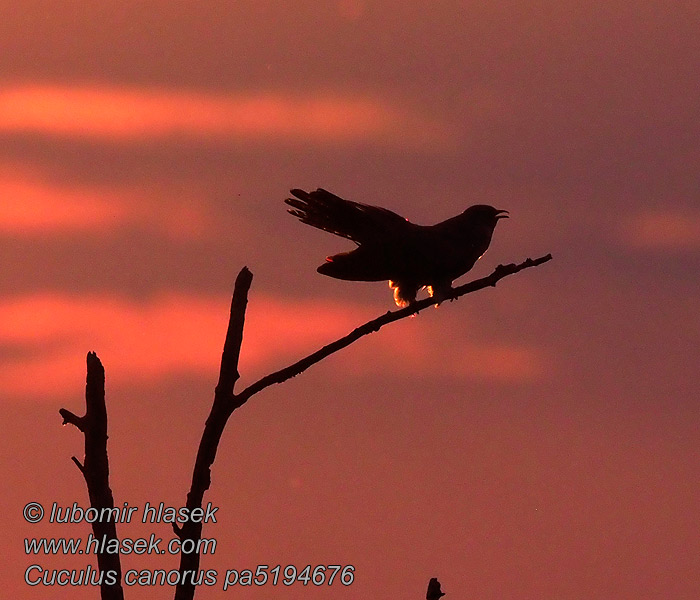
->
[285,188,409,244]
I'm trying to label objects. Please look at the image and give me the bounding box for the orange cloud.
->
[344,327,544,382]
[0,174,128,232]
[0,292,542,399]
[0,167,213,239]
[622,210,700,251]
[0,293,367,399]
[0,84,448,147]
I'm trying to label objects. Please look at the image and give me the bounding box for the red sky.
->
[2,1,699,599]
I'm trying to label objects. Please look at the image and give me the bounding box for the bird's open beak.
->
[495,209,509,219]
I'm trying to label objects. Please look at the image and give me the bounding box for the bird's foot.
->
[426,284,452,307]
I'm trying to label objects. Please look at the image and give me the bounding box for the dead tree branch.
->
[173,267,253,600]
[59,352,124,600]
[60,254,550,600]
[235,253,552,405]
[174,253,551,600]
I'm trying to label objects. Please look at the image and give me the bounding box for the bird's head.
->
[463,204,509,227]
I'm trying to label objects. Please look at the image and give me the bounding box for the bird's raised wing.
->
[285,188,409,245]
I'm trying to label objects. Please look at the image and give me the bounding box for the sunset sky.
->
[3,1,699,599]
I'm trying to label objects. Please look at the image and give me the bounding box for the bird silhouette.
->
[285,188,508,307]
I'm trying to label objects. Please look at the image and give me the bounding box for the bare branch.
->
[59,352,124,600]
[57,250,548,600]
[172,254,551,600]
[235,253,552,405]
[174,267,253,600]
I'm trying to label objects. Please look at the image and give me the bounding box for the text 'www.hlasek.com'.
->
[23,501,355,590]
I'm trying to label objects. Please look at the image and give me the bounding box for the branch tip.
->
[427,577,446,600]
[86,350,103,369]
[235,266,254,286]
